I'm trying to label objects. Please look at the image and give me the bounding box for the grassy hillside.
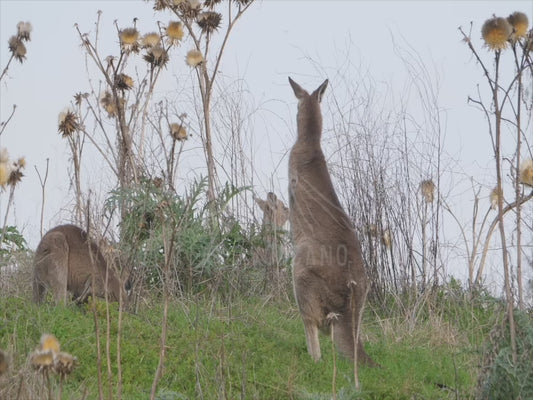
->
[0,264,504,400]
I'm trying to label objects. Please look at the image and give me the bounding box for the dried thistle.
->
[8,36,27,63]
[153,0,169,11]
[507,11,529,41]
[100,91,125,118]
[40,334,60,353]
[53,351,78,377]
[74,92,88,106]
[30,350,55,371]
[196,11,222,34]
[186,49,204,67]
[0,163,9,188]
[233,0,252,5]
[166,21,185,45]
[58,109,79,138]
[119,27,140,53]
[8,165,23,187]
[490,187,503,210]
[100,91,114,116]
[420,179,435,203]
[16,21,32,41]
[116,73,134,90]
[176,0,201,20]
[482,16,512,50]
[143,46,169,67]
[142,32,161,48]
[170,123,188,141]
[519,158,533,187]
[204,0,223,9]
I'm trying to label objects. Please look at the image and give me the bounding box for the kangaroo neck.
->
[296,105,322,144]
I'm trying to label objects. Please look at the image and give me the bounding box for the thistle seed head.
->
[482,16,513,50]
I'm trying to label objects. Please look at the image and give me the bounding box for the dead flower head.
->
[30,350,55,371]
[58,109,79,138]
[8,159,24,187]
[0,163,9,188]
[74,92,88,106]
[100,91,125,118]
[100,91,115,116]
[8,36,27,63]
[53,351,78,377]
[153,0,169,11]
[116,73,134,90]
[519,158,533,187]
[16,157,26,169]
[16,21,32,41]
[176,0,201,20]
[143,45,169,67]
[30,334,77,377]
[196,12,222,34]
[204,0,223,9]
[420,179,435,203]
[40,334,60,353]
[507,12,529,41]
[142,32,161,48]
[119,27,140,53]
[166,21,184,45]
[170,123,188,141]
[482,16,513,50]
[490,187,503,210]
[186,49,204,67]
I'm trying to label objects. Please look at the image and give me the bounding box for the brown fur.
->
[288,77,376,366]
[33,224,127,305]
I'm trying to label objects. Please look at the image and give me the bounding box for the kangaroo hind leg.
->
[303,318,321,361]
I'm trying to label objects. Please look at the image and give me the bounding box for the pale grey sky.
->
[1,1,532,288]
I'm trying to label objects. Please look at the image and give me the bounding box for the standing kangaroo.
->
[33,224,128,305]
[288,78,376,369]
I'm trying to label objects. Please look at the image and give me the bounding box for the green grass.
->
[0,290,495,400]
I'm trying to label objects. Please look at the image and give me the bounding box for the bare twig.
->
[34,159,50,238]
[0,105,17,137]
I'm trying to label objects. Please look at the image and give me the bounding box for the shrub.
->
[477,310,533,399]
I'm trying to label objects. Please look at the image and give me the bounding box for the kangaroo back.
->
[33,224,126,304]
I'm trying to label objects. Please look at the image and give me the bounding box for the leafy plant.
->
[478,310,533,400]
[0,225,27,256]
[105,177,260,299]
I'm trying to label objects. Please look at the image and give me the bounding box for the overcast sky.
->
[1,0,532,287]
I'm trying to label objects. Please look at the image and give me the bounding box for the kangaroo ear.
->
[314,79,328,103]
[289,77,307,99]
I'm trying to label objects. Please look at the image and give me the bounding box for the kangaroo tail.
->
[331,311,379,367]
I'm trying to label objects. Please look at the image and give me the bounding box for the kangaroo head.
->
[288,77,328,141]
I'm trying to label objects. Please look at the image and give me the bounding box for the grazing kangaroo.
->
[288,78,376,369]
[33,224,128,305]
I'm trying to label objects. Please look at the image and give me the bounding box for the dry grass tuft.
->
[0,252,33,300]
